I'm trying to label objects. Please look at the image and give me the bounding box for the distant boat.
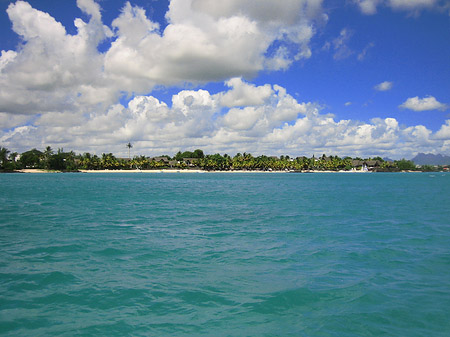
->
[350,164,369,172]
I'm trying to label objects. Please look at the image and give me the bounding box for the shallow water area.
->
[1,172,450,336]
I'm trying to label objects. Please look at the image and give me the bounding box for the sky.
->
[0,0,449,159]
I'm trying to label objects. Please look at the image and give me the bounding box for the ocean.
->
[1,172,449,336]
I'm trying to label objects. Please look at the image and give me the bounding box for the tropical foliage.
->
[0,145,446,172]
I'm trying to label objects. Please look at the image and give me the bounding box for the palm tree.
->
[0,147,10,169]
[43,146,53,169]
[126,142,133,159]
[8,152,18,170]
[9,152,18,162]
[44,146,53,157]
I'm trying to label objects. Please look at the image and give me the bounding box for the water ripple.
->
[1,173,449,336]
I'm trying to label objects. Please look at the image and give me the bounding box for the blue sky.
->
[0,0,449,158]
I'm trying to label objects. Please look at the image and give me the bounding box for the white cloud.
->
[355,0,382,14]
[104,0,324,89]
[0,0,114,115]
[1,79,448,159]
[434,120,450,140]
[0,50,17,71]
[354,0,442,14]
[105,0,322,87]
[218,78,273,108]
[374,81,393,91]
[332,28,354,60]
[325,31,375,62]
[323,32,375,62]
[0,0,325,118]
[221,106,266,131]
[357,42,375,61]
[399,96,448,111]
[0,113,32,130]
[1,1,448,159]
[265,47,294,71]
[389,0,436,11]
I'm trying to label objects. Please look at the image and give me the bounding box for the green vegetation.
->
[395,158,416,171]
[174,149,204,161]
[1,145,448,172]
[0,146,14,171]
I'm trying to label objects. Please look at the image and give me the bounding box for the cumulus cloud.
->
[105,0,324,88]
[217,78,273,108]
[434,120,450,140]
[0,0,326,118]
[1,79,448,159]
[0,0,114,115]
[374,81,393,91]
[1,1,448,159]
[399,96,448,111]
[355,0,382,14]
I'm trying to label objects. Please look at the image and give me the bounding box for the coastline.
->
[78,169,286,173]
[10,169,430,174]
[16,169,61,173]
[14,168,364,174]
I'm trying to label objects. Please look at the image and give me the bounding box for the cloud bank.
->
[0,0,326,114]
[0,0,449,159]
[2,78,449,159]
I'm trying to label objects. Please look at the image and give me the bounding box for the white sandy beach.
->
[17,169,60,173]
[78,169,286,173]
[15,168,373,174]
[16,168,291,173]
[79,169,205,173]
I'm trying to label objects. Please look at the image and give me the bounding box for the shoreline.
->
[9,169,432,174]
[15,169,62,173]
[14,168,369,174]
[79,169,287,173]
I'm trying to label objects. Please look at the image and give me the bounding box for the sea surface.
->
[1,172,449,336]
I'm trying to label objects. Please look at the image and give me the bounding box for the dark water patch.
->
[177,288,237,308]
[246,287,324,314]
[40,271,79,286]
[68,320,136,337]
[3,271,79,295]
[4,269,76,284]
[93,247,127,257]
[0,316,52,335]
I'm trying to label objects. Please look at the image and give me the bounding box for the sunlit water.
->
[1,172,449,336]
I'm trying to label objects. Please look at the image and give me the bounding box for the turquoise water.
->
[1,172,449,336]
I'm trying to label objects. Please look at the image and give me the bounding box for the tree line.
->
[1,145,439,172]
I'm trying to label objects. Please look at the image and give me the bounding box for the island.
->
[1,146,448,173]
